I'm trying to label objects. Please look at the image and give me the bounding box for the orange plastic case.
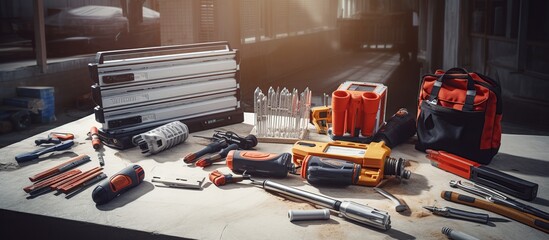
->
[331,81,387,137]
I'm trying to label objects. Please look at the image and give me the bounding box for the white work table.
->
[0,113,548,239]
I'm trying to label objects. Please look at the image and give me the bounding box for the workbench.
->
[0,113,547,240]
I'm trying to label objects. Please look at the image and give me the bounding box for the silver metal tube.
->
[262,180,338,209]
[288,209,330,221]
[258,180,391,231]
[339,201,391,231]
[441,227,479,240]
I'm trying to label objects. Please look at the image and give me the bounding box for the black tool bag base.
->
[415,101,497,165]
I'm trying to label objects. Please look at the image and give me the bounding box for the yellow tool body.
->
[310,106,332,134]
[292,140,395,186]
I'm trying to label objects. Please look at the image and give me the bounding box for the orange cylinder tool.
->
[346,94,363,137]
[361,92,380,136]
[90,126,101,150]
[331,90,350,136]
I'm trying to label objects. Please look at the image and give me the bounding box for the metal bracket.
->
[152,176,205,189]
[373,187,409,212]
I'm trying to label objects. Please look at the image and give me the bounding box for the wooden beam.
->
[33,0,47,73]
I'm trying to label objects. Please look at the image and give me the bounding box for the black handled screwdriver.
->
[183,140,228,163]
[424,206,489,224]
[196,143,239,167]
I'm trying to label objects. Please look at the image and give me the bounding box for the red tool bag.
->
[416,68,502,164]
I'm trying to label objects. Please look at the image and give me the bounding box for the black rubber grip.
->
[442,191,476,204]
[534,219,549,232]
[443,191,452,200]
[457,194,476,203]
[446,207,489,224]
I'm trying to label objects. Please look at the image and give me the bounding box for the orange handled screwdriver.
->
[92,165,144,205]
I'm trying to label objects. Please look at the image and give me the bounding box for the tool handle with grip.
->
[35,138,62,145]
[208,170,248,186]
[196,144,239,167]
[15,140,75,162]
[35,133,74,145]
[445,207,489,224]
[90,126,101,150]
[441,191,549,233]
[219,143,239,158]
[472,166,538,201]
[512,199,549,221]
[195,140,227,157]
[226,150,294,178]
[29,154,90,182]
[426,149,477,179]
[92,165,144,205]
[184,140,227,163]
[58,155,91,172]
[301,155,360,186]
[209,170,229,186]
[373,108,416,148]
[211,131,258,150]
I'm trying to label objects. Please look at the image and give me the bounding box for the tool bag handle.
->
[428,67,476,111]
